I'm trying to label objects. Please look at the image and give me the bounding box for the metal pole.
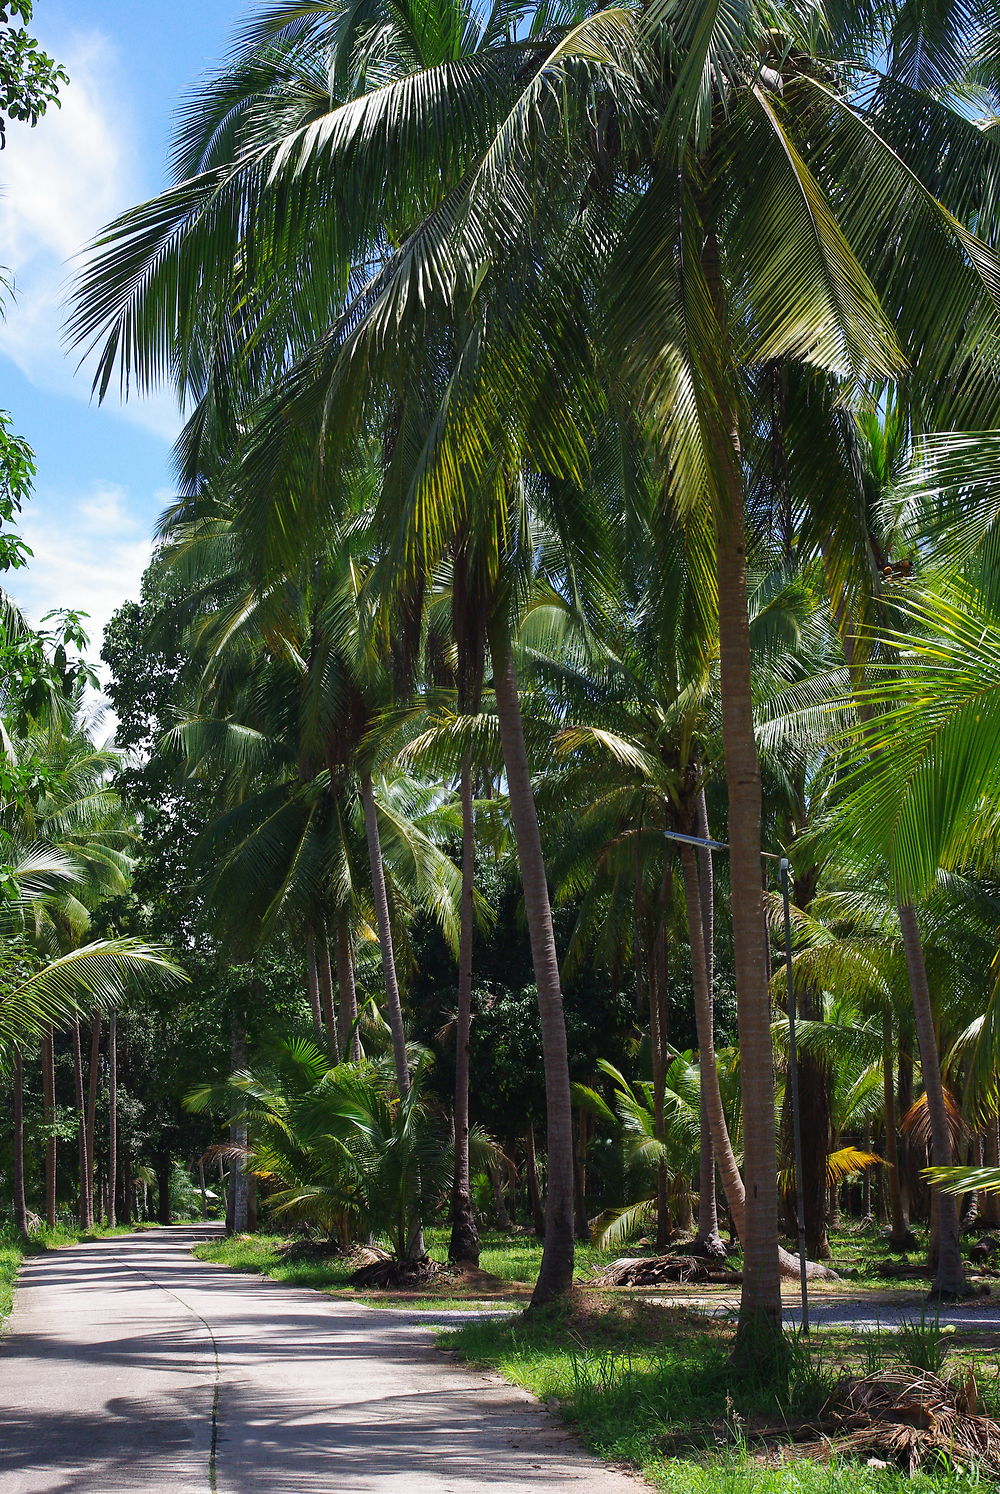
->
[780,856,810,1333]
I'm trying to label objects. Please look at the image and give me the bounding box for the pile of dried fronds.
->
[350,1249,447,1289]
[591,1255,741,1287]
[790,1370,1000,1477]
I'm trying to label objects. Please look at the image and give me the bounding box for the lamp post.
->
[663,828,809,1332]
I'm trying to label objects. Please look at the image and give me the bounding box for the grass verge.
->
[442,1295,993,1494]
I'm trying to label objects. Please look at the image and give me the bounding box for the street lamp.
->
[662,828,810,1332]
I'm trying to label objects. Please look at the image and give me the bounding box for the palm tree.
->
[70,0,1000,1346]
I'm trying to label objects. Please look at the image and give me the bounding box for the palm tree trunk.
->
[883,1011,914,1247]
[229,1019,250,1235]
[449,755,480,1265]
[703,232,782,1352]
[359,772,425,1259]
[649,873,671,1251]
[72,1018,92,1230]
[525,1122,546,1236]
[85,1016,102,1226]
[108,1012,118,1229]
[490,1160,513,1230]
[898,902,967,1296]
[333,913,361,1063]
[360,770,410,1096]
[317,927,337,1061]
[492,652,575,1306]
[961,1133,982,1230]
[42,1028,56,1229]
[694,789,724,1257]
[985,1117,1000,1229]
[13,1054,28,1243]
[305,927,324,1041]
[574,1109,590,1243]
[680,841,747,1232]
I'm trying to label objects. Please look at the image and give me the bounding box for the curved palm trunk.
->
[13,1054,28,1243]
[108,1012,118,1228]
[449,755,480,1265]
[360,771,410,1097]
[333,913,361,1063]
[42,1028,56,1229]
[898,902,967,1296]
[493,653,575,1306]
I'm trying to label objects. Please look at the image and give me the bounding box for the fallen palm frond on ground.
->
[590,1255,742,1286]
[784,1370,1000,1477]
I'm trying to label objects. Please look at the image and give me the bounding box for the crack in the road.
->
[110,1250,222,1492]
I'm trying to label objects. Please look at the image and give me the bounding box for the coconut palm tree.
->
[70,0,1000,1346]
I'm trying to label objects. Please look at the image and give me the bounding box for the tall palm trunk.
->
[694,789,725,1256]
[85,1016,102,1225]
[449,755,480,1265]
[683,796,727,1259]
[360,771,425,1259]
[649,887,671,1251]
[648,854,669,1248]
[360,770,410,1096]
[333,913,361,1063]
[984,1117,1000,1229]
[492,652,575,1306]
[72,1018,92,1230]
[525,1122,546,1236]
[574,1109,591,1242]
[898,902,967,1296]
[305,927,324,1041]
[13,1054,28,1243]
[882,1010,913,1247]
[317,927,337,1060]
[704,234,782,1350]
[42,1028,56,1228]
[229,1018,250,1235]
[108,1012,118,1228]
[679,841,747,1231]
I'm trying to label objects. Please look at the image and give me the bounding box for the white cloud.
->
[0,28,181,441]
[9,481,153,664]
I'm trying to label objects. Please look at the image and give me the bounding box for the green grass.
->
[441,1299,991,1494]
[192,1226,621,1298]
[192,1232,359,1291]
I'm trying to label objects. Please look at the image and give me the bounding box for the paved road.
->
[0,1226,648,1493]
[668,1289,1000,1335]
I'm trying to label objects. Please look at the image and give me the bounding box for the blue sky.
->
[1,0,249,662]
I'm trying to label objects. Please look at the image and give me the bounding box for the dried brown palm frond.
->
[901,1090,968,1151]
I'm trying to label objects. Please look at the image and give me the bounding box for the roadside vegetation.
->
[444,1300,998,1494]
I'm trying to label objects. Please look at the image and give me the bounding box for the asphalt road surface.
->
[0,1226,649,1494]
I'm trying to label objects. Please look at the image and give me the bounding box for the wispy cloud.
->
[0,27,181,440]
[9,481,153,664]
